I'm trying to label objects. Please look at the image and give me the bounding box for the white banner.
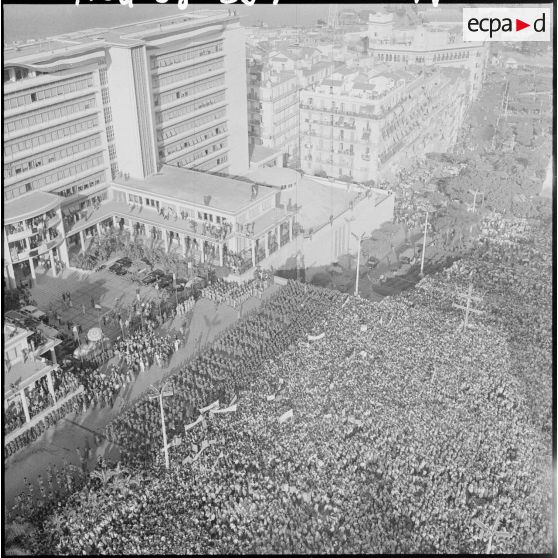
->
[184,416,202,433]
[210,404,238,415]
[278,409,294,424]
[308,332,325,341]
[193,439,216,462]
[199,400,220,414]
[348,416,363,427]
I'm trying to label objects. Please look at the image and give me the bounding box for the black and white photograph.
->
[2,0,555,554]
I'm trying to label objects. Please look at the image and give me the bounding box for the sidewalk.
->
[4,286,279,510]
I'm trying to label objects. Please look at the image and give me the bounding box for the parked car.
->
[399,255,411,265]
[21,305,48,324]
[157,274,174,290]
[116,257,132,268]
[366,256,380,269]
[142,269,165,285]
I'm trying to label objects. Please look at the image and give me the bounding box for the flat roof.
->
[112,165,274,214]
[5,359,54,399]
[5,10,235,65]
[245,167,300,187]
[280,176,359,230]
[249,144,281,163]
[4,322,31,348]
[4,191,61,224]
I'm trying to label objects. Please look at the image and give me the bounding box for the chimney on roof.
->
[204,195,212,206]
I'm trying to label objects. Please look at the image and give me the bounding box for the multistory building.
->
[300,66,469,183]
[366,12,489,100]
[247,62,299,166]
[4,11,250,287]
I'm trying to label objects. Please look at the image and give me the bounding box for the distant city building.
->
[247,62,299,166]
[366,12,489,100]
[300,66,469,183]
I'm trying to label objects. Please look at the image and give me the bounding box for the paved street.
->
[4,275,279,509]
[31,267,165,343]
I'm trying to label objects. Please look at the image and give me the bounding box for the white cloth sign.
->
[278,409,294,424]
[199,400,220,414]
[308,333,325,341]
[210,404,238,415]
[184,416,202,433]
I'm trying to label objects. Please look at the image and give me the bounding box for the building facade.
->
[300,66,469,183]
[4,318,81,445]
[247,62,299,167]
[366,12,489,100]
[4,11,250,287]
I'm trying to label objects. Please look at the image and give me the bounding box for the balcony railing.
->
[301,103,385,120]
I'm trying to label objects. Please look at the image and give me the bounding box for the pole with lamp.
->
[419,209,429,277]
[351,232,372,298]
[149,379,174,470]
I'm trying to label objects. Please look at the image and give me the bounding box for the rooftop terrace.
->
[112,165,274,214]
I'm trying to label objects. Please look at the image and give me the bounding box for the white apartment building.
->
[300,66,469,183]
[366,12,489,100]
[247,62,299,166]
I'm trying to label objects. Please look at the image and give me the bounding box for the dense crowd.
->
[114,328,176,371]
[5,398,26,435]
[24,376,55,420]
[7,211,552,554]
[5,363,83,439]
[5,59,552,555]
[105,281,343,468]
[201,275,273,308]
[4,391,86,459]
[35,249,551,553]
[223,250,252,275]
[52,367,81,400]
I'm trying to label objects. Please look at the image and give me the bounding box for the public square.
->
[3,3,553,555]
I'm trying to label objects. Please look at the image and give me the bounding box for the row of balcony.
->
[155,76,226,110]
[151,50,225,79]
[156,100,228,131]
[302,129,365,143]
[300,103,383,120]
[8,236,62,263]
[4,88,96,120]
[162,130,229,164]
[5,214,61,242]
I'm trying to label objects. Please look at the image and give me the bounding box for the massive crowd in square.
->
[4,61,552,555]
[6,204,551,553]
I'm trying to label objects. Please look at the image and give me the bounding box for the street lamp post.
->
[149,380,173,470]
[352,232,371,298]
[420,211,429,277]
